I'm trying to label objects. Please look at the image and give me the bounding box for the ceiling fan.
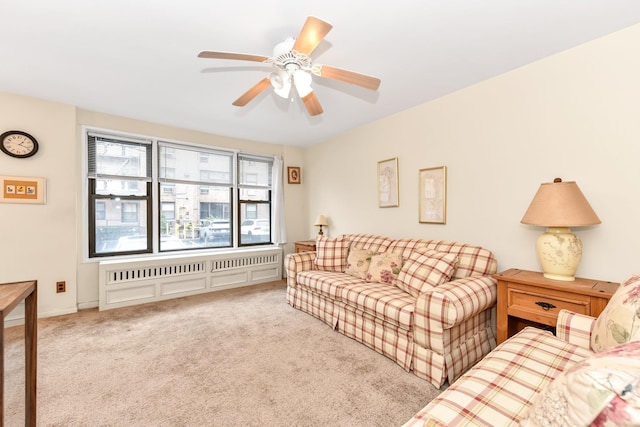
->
[198,16,381,116]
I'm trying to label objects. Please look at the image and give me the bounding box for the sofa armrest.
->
[413,276,497,352]
[284,251,317,288]
[556,309,596,350]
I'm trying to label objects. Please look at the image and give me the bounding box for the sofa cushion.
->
[343,234,393,254]
[386,239,429,259]
[521,340,640,427]
[314,235,350,272]
[367,251,403,284]
[404,327,594,427]
[296,270,365,300]
[394,248,458,297]
[421,240,497,279]
[344,245,374,280]
[340,281,415,329]
[591,274,640,352]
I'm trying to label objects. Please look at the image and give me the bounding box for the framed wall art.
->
[418,166,446,224]
[0,175,46,204]
[287,166,301,184]
[377,157,399,208]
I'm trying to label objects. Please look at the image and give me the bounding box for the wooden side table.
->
[294,240,317,253]
[494,269,618,344]
[0,280,37,427]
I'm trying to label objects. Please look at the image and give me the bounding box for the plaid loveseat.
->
[405,274,640,426]
[285,233,498,388]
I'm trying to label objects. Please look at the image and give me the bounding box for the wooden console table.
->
[494,269,618,344]
[0,280,37,427]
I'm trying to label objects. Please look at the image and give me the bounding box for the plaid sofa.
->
[404,273,640,427]
[285,233,498,388]
[403,312,596,426]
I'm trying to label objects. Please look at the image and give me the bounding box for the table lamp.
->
[314,214,328,236]
[520,178,600,281]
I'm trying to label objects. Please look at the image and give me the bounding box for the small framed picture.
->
[377,157,399,207]
[0,175,46,204]
[419,166,446,224]
[288,166,301,184]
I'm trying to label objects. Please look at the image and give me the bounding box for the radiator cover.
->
[98,247,282,310]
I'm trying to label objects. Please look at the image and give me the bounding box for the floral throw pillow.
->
[394,248,458,297]
[314,235,350,272]
[520,341,640,427]
[591,274,640,353]
[366,251,403,284]
[344,245,374,280]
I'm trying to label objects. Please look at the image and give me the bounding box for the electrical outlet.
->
[56,281,66,293]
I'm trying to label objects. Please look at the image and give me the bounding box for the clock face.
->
[0,130,39,158]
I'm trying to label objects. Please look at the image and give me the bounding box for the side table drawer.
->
[507,286,590,326]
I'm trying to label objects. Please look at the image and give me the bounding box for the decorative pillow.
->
[520,341,640,427]
[314,235,350,272]
[394,248,458,297]
[366,251,403,284]
[344,245,374,279]
[591,274,640,353]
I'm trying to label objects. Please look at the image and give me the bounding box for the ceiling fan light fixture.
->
[293,69,313,97]
[269,70,291,98]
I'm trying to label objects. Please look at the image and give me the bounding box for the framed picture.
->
[419,166,446,224]
[377,157,399,207]
[0,175,46,204]
[287,166,301,184]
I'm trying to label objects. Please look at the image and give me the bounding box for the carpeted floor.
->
[4,281,442,426]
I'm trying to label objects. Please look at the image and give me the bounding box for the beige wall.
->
[0,93,78,318]
[304,23,640,283]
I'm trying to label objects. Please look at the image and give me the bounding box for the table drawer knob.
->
[535,301,557,311]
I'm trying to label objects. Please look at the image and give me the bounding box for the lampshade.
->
[314,215,328,227]
[293,69,313,98]
[269,70,291,98]
[521,179,600,227]
[314,214,328,236]
[521,178,600,281]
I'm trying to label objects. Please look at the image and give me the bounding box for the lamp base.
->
[536,227,583,281]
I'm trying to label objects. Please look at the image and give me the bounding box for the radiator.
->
[98,247,282,310]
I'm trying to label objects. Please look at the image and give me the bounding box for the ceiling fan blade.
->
[292,16,333,56]
[317,65,381,91]
[301,91,323,116]
[232,78,272,106]
[198,51,269,63]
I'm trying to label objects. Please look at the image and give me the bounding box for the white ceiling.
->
[2,1,640,147]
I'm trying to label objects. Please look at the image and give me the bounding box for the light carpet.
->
[5,281,441,426]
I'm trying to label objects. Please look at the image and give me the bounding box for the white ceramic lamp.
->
[314,214,328,236]
[520,178,600,281]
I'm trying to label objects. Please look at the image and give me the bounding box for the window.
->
[88,133,152,257]
[121,203,139,222]
[158,142,234,250]
[87,130,274,258]
[95,202,106,221]
[160,202,175,231]
[238,154,272,246]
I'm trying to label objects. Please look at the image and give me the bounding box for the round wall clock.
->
[0,130,39,158]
